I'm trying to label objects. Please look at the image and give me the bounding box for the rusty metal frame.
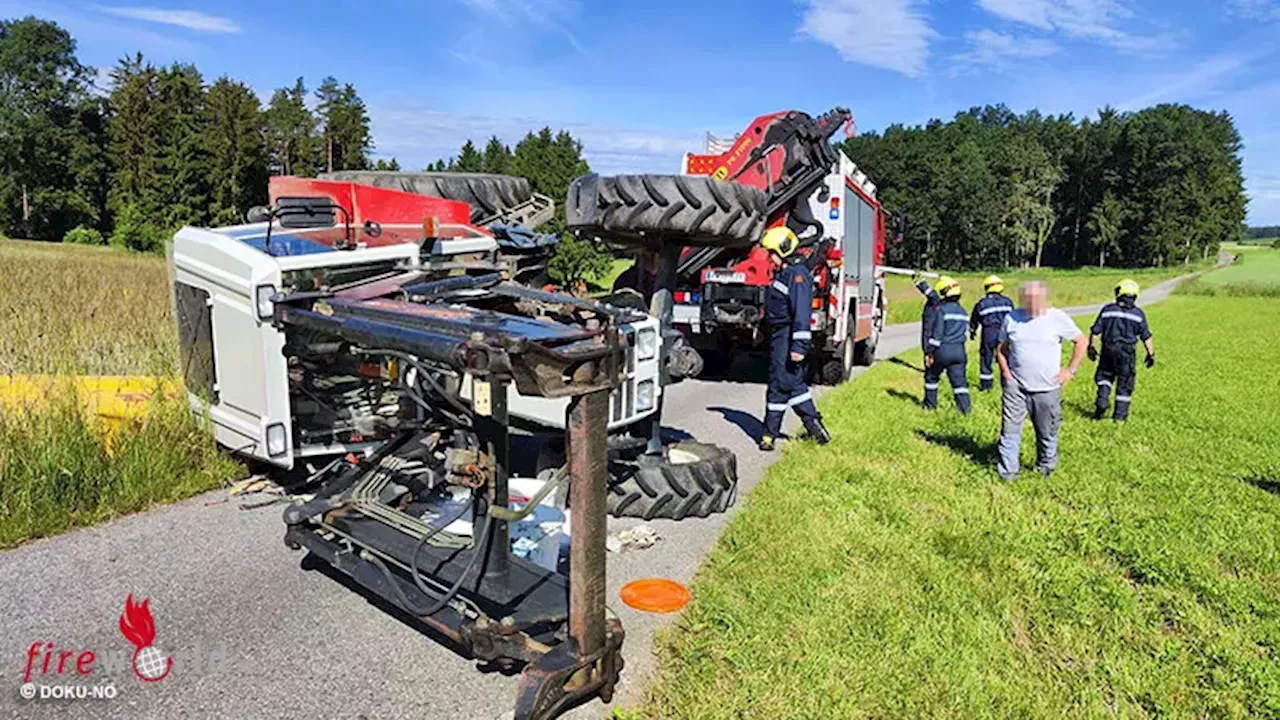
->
[276,272,626,720]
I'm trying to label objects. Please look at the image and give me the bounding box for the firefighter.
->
[923,277,972,415]
[968,274,1014,391]
[1087,279,1155,422]
[913,271,942,357]
[758,227,830,451]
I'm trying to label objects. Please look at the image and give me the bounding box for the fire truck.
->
[606,108,894,384]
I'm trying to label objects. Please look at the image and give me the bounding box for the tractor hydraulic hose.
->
[364,498,491,618]
[410,506,492,617]
[362,348,475,421]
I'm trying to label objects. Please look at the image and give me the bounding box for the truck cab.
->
[171,212,660,470]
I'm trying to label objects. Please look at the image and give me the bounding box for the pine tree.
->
[202,77,267,225]
[264,77,317,176]
[454,140,482,172]
[155,63,209,227]
[481,136,512,174]
[106,53,162,219]
[315,77,371,172]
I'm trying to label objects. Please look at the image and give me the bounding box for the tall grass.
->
[0,390,240,546]
[0,239,176,375]
[0,239,238,547]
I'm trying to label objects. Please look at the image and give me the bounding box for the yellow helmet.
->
[933,276,959,297]
[1116,279,1140,297]
[760,226,798,258]
[983,274,1004,293]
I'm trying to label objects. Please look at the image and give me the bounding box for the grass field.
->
[0,239,177,374]
[882,263,1210,325]
[604,255,1208,326]
[0,239,237,547]
[641,295,1280,718]
[1184,244,1280,296]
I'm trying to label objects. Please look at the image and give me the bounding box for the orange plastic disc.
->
[620,578,691,613]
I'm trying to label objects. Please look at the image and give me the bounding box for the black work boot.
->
[758,435,775,452]
[804,419,831,445]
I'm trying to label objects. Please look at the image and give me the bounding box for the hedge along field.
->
[881,262,1210,325]
[0,239,238,547]
[641,294,1280,719]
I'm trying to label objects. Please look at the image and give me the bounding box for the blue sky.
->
[6,0,1280,222]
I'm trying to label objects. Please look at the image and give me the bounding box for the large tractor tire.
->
[566,174,767,248]
[320,171,533,224]
[607,442,738,520]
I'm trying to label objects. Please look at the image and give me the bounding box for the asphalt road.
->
[0,269,1203,720]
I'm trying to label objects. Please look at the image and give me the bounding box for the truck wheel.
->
[566,174,767,248]
[855,312,881,366]
[320,171,533,224]
[607,442,738,520]
[818,332,855,385]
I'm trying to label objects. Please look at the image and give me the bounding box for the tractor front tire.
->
[320,171,533,223]
[607,442,738,520]
[567,174,767,248]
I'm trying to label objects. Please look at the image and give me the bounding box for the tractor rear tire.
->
[567,174,767,248]
[607,442,738,520]
[320,171,533,224]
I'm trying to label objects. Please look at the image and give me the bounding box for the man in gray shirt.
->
[995,281,1087,480]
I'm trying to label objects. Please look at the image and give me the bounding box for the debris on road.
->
[607,524,661,553]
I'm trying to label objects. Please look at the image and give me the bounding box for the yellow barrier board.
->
[0,375,183,421]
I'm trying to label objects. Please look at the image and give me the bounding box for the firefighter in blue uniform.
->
[923,277,972,415]
[913,272,942,357]
[758,227,831,451]
[968,274,1014,392]
[1088,279,1155,422]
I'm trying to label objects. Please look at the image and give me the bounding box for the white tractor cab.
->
[170,215,661,471]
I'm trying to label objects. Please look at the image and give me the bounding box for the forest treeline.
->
[0,16,382,249]
[840,104,1247,270]
[2,16,1251,271]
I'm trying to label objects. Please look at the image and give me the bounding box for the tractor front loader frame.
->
[276,273,627,720]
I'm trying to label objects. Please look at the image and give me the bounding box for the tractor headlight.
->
[636,380,656,412]
[255,284,277,320]
[266,423,288,457]
[636,328,658,360]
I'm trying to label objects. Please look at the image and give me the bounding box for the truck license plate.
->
[706,271,746,284]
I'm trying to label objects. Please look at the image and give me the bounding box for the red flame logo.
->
[119,594,173,682]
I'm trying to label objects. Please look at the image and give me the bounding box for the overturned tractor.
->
[169,173,737,719]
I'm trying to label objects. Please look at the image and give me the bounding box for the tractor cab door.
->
[171,226,295,468]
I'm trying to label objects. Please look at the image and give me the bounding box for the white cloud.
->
[799,0,937,78]
[91,5,240,33]
[951,28,1059,72]
[368,106,701,175]
[974,0,1167,51]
